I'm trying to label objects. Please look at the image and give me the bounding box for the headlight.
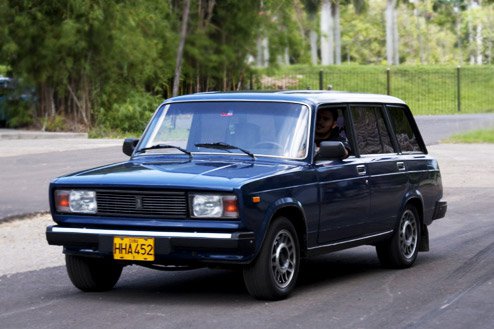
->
[190,194,238,218]
[55,190,97,214]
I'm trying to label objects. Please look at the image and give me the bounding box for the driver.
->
[315,108,351,158]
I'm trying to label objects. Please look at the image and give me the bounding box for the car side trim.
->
[49,226,233,239]
[308,230,393,252]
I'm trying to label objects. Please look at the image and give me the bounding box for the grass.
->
[445,129,494,143]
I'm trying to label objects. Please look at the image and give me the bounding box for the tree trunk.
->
[468,11,474,64]
[455,7,463,64]
[310,30,318,65]
[333,1,341,65]
[476,22,483,64]
[393,4,399,65]
[386,0,399,65]
[172,0,191,97]
[320,0,334,65]
[256,36,270,67]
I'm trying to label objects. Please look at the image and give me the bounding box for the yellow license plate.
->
[113,236,155,261]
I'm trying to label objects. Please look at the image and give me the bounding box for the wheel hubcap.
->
[399,210,418,259]
[271,229,296,289]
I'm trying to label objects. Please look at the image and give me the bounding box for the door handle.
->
[397,162,406,171]
[356,165,366,176]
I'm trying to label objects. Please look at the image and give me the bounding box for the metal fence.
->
[251,67,494,115]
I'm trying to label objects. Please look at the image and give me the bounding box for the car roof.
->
[165,90,406,107]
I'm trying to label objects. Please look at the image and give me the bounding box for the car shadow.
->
[80,246,386,304]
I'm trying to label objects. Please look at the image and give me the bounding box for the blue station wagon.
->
[46,91,447,300]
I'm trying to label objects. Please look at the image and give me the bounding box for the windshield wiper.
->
[195,142,255,159]
[136,144,192,158]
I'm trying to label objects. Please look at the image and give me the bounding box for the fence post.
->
[456,66,461,112]
[319,70,324,90]
[386,68,391,95]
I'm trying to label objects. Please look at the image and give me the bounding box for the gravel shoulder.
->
[1,143,493,277]
[0,213,63,276]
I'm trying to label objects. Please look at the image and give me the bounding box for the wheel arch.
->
[402,193,429,252]
[401,191,424,225]
[272,206,308,257]
[259,198,308,258]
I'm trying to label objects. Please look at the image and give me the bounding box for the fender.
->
[252,197,308,258]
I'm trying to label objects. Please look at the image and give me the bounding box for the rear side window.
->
[351,106,394,154]
[386,106,422,153]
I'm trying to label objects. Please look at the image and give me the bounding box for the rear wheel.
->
[65,255,123,292]
[243,217,300,300]
[376,205,420,268]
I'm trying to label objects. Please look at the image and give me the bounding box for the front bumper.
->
[46,226,256,265]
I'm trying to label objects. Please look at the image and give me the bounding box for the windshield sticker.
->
[220,111,234,117]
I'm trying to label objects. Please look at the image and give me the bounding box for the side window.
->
[351,106,394,155]
[386,106,422,153]
[315,105,352,155]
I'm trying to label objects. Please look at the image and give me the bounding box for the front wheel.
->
[243,217,300,300]
[376,205,421,269]
[65,255,123,292]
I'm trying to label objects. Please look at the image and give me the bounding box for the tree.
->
[0,1,175,129]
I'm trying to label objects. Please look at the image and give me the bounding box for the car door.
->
[350,104,408,234]
[316,105,371,244]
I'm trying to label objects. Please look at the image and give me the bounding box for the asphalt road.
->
[0,145,125,220]
[1,113,493,221]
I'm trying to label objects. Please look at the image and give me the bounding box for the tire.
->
[243,217,300,300]
[376,205,421,269]
[65,255,123,292]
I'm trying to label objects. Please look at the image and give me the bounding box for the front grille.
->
[96,190,188,218]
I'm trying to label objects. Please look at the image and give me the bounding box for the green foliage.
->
[5,99,33,128]
[42,115,67,132]
[446,129,494,143]
[93,91,161,135]
[341,2,387,64]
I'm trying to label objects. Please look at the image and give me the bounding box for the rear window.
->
[386,106,422,153]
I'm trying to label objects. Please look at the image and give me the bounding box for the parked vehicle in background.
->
[46,91,447,300]
[0,76,14,126]
[0,76,35,128]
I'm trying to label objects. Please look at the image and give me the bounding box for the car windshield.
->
[138,101,310,159]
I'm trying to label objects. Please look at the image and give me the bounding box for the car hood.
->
[52,158,302,191]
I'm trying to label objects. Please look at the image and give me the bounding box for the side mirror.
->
[123,138,139,156]
[316,141,346,161]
